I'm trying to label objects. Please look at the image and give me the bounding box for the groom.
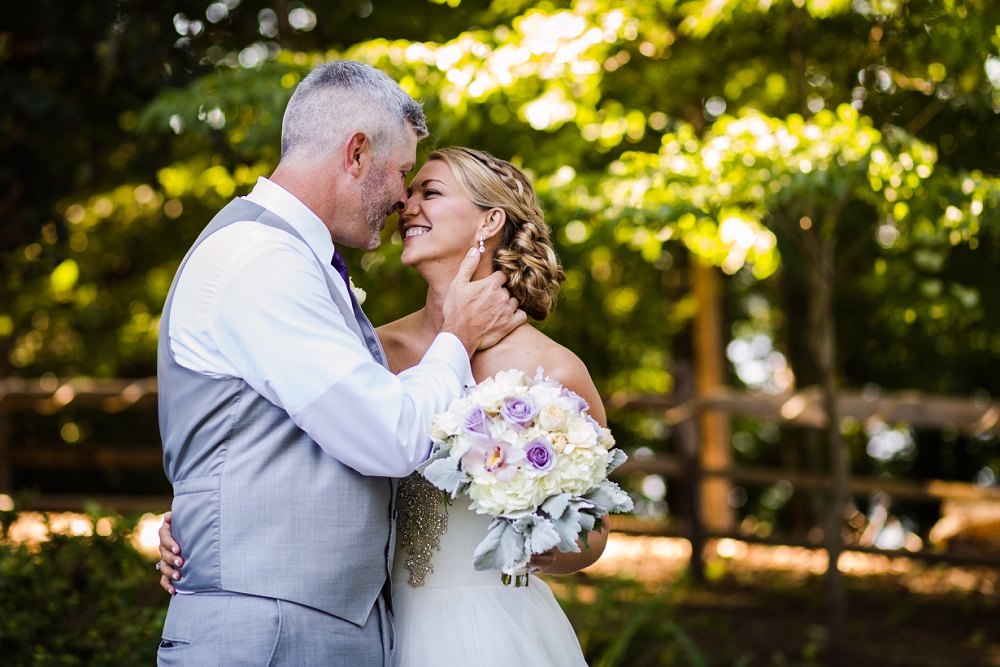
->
[154,61,524,666]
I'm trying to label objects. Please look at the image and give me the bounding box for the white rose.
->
[493,369,529,391]
[528,383,563,406]
[538,405,568,431]
[567,418,598,446]
[599,427,616,450]
[548,433,568,454]
[473,381,509,411]
[435,409,465,438]
[348,277,367,305]
[450,434,473,459]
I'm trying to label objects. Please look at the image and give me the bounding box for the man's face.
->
[354,127,418,251]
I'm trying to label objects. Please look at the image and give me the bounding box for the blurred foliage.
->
[0,516,166,666]
[6,1,1000,491]
[550,563,1000,666]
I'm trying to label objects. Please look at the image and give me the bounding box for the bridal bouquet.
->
[419,368,633,586]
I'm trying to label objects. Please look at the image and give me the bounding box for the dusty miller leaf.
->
[606,448,628,474]
[540,493,573,520]
[472,518,528,572]
[421,456,468,497]
[584,480,633,514]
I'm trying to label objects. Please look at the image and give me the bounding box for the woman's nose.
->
[399,195,418,219]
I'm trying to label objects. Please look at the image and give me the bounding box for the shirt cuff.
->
[425,333,475,389]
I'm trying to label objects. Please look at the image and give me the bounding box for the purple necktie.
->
[331,249,350,288]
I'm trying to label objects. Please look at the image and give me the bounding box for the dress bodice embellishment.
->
[396,472,449,587]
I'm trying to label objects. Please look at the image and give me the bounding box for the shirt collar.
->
[243,177,337,264]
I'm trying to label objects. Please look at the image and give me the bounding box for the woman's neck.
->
[417,253,496,337]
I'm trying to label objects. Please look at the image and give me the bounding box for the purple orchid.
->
[461,437,526,482]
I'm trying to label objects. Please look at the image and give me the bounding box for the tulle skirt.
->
[390,577,588,667]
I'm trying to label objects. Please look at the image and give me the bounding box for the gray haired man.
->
[154,61,524,666]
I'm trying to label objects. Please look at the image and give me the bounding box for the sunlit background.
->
[5,0,1000,664]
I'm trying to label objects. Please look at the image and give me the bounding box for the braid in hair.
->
[428,147,566,320]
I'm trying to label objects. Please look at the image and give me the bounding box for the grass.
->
[546,542,1000,667]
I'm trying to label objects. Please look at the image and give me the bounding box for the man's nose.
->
[394,188,409,213]
[394,187,410,213]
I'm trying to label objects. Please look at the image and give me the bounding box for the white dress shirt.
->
[168,177,474,478]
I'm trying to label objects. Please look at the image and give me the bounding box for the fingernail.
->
[172,547,179,554]
[175,558,183,566]
[467,248,477,257]
[172,573,180,581]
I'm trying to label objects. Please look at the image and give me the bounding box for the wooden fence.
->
[2,376,999,569]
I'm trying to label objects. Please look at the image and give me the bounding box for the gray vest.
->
[158,197,395,625]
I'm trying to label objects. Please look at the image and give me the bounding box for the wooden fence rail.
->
[2,377,999,569]
[609,385,1000,436]
[612,457,1000,504]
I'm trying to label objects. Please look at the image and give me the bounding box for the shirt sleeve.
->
[211,239,474,478]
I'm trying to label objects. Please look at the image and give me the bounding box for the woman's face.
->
[398,159,486,272]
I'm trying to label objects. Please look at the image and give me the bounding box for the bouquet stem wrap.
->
[419,368,633,585]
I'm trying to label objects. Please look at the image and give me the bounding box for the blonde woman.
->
[160,147,608,666]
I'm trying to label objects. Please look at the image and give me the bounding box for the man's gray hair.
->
[280,60,428,164]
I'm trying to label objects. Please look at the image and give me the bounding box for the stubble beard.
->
[359,166,397,251]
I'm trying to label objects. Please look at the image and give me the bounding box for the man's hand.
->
[157,512,183,594]
[442,248,527,355]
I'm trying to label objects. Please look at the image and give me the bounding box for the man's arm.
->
[211,240,474,477]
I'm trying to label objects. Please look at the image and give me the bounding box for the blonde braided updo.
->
[428,147,566,321]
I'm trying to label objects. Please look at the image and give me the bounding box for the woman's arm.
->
[529,347,612,575]
[530,515,610,575]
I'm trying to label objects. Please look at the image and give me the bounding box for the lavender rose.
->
[500,396,539,430]
[463,406,491,436]
[584,414,603,438]
[524,438,556,472]
[561,388,590,413]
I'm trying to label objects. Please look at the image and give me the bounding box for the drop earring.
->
[479,236,486,253]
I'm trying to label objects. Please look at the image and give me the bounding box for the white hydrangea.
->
[426,368,618,517]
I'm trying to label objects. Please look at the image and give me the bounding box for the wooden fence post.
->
[0,343,10,495]
[673,360,705,583]
[0,413,10,495]
[692,260,734,533]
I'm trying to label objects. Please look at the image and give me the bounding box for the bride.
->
[159,147,609,666]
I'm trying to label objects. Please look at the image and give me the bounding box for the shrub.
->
[0,516,167,667]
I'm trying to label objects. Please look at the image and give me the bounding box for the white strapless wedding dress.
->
[390,475,589,667]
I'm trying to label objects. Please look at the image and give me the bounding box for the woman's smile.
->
[403,225,431,240]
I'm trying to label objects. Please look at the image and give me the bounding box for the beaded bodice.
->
[392,473,502,589]
[394,473,449,587]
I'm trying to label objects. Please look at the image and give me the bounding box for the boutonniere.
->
[349,276,367,305]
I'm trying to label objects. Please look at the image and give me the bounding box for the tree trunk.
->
[691,260,734,533]
[807,234,848,667]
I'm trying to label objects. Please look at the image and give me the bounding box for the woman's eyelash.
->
[424,189,440,197]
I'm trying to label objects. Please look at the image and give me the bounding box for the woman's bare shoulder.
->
[479,326,605,424]
[375,311,420,344]
[375,311,426,374]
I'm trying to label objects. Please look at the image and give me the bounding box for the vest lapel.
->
[253,212,389,370]
[348,288,389,369]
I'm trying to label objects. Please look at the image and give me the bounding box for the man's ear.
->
[343,132,370,178]
[481,208,506,239]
